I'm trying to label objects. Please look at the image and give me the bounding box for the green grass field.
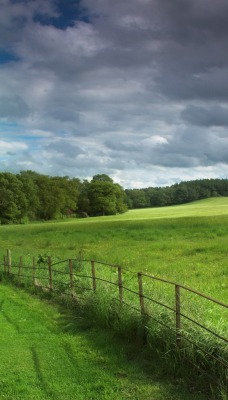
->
[0,198,227,399]
[0,197,227,301]
[0,283,206,400]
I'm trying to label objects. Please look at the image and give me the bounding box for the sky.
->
[1,0,228,188]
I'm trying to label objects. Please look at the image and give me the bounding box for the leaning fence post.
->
[91,260,96,291]
[118,266,123,304]
[69,259,74,296]
[18,256,23,280]
[138,272,145,314]
[32,256,36,286]
[48,256,53,291]
[175,284,181,347]
[7,249,11,274]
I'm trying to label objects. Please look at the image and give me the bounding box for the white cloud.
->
[0,140,27,155]
[142,136,168,146]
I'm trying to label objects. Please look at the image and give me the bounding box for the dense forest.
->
[126,178,228,208]
[0,170,228,224]
[0,171,127,224]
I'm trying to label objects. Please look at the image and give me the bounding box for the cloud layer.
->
[0,0,228,187]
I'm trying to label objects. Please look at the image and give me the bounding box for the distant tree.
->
[34,174,56,220]
[113,183,128,214]
[125,189,149,209]
[0,172,27,223]
[17,170,40,220]
[77,180,90,214]
[154,188,169,206]
[51,176,80,215]
[92,174,113,182]
[172,183,198,204]
[88,175,127,216]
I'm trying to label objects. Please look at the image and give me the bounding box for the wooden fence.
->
[1,249,228,375]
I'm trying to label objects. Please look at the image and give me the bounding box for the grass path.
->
[0,283,206,400]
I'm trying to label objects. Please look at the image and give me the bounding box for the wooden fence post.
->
[32,256,36,286]
[48,256,53,291]
[4,255,6,273]
[175,284,181,347]
[7,249,11,274]
[91,261,96,291]
[118,266,123,304]
[69,259,74,296]
[138,272,145,314]
[18,256,22,280]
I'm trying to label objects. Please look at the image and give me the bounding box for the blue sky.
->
[1,0,228,188]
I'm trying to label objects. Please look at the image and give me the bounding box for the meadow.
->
[0,197,227,301]
[0,197,227,399]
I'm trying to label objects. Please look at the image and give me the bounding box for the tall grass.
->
[0,211,227,301]
[1,252,227,399]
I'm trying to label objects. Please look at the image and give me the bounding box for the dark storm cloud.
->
[151,0,228,101]
[0,96,30,119]
[182,105,228,127]
[45,138,85,158]
[82,0,228,103]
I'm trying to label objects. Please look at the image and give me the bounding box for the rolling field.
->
[0,197,227,302]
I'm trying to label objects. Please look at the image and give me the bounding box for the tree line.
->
[126,178,228,208]
[0,171,127,224]
[0,170,228,224]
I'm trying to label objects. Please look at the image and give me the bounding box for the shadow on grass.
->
[31,346,57,399]
[54,302,207,400]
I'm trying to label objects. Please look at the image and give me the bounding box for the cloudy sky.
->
[1,0,228,188]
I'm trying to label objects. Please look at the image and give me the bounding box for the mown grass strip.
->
[0,282,207,400]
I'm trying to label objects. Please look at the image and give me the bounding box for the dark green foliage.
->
[125,188,150,208]
[77,179,90,214]
[0,172,27,224]
[1,169,228,223]
[0,171,128,223]
[125,178,228,208]
[88,175,127,216]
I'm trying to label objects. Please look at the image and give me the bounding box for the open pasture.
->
[0,197,228,302]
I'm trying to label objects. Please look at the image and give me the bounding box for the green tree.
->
[51,176,80,215]
[88,175,127,216]
[0,173,27,223]
[125,189,149,208]
[77,180,90,214]
[17,170,40,220]
[29,173,58,220]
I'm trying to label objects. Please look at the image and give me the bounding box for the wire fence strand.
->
[1,252,227,376]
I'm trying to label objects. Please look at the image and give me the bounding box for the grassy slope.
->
[84,197,228,221]
[0,197,227,301]
[0,283,205,400]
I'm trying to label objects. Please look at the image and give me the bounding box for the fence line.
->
[1,249,228,374]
